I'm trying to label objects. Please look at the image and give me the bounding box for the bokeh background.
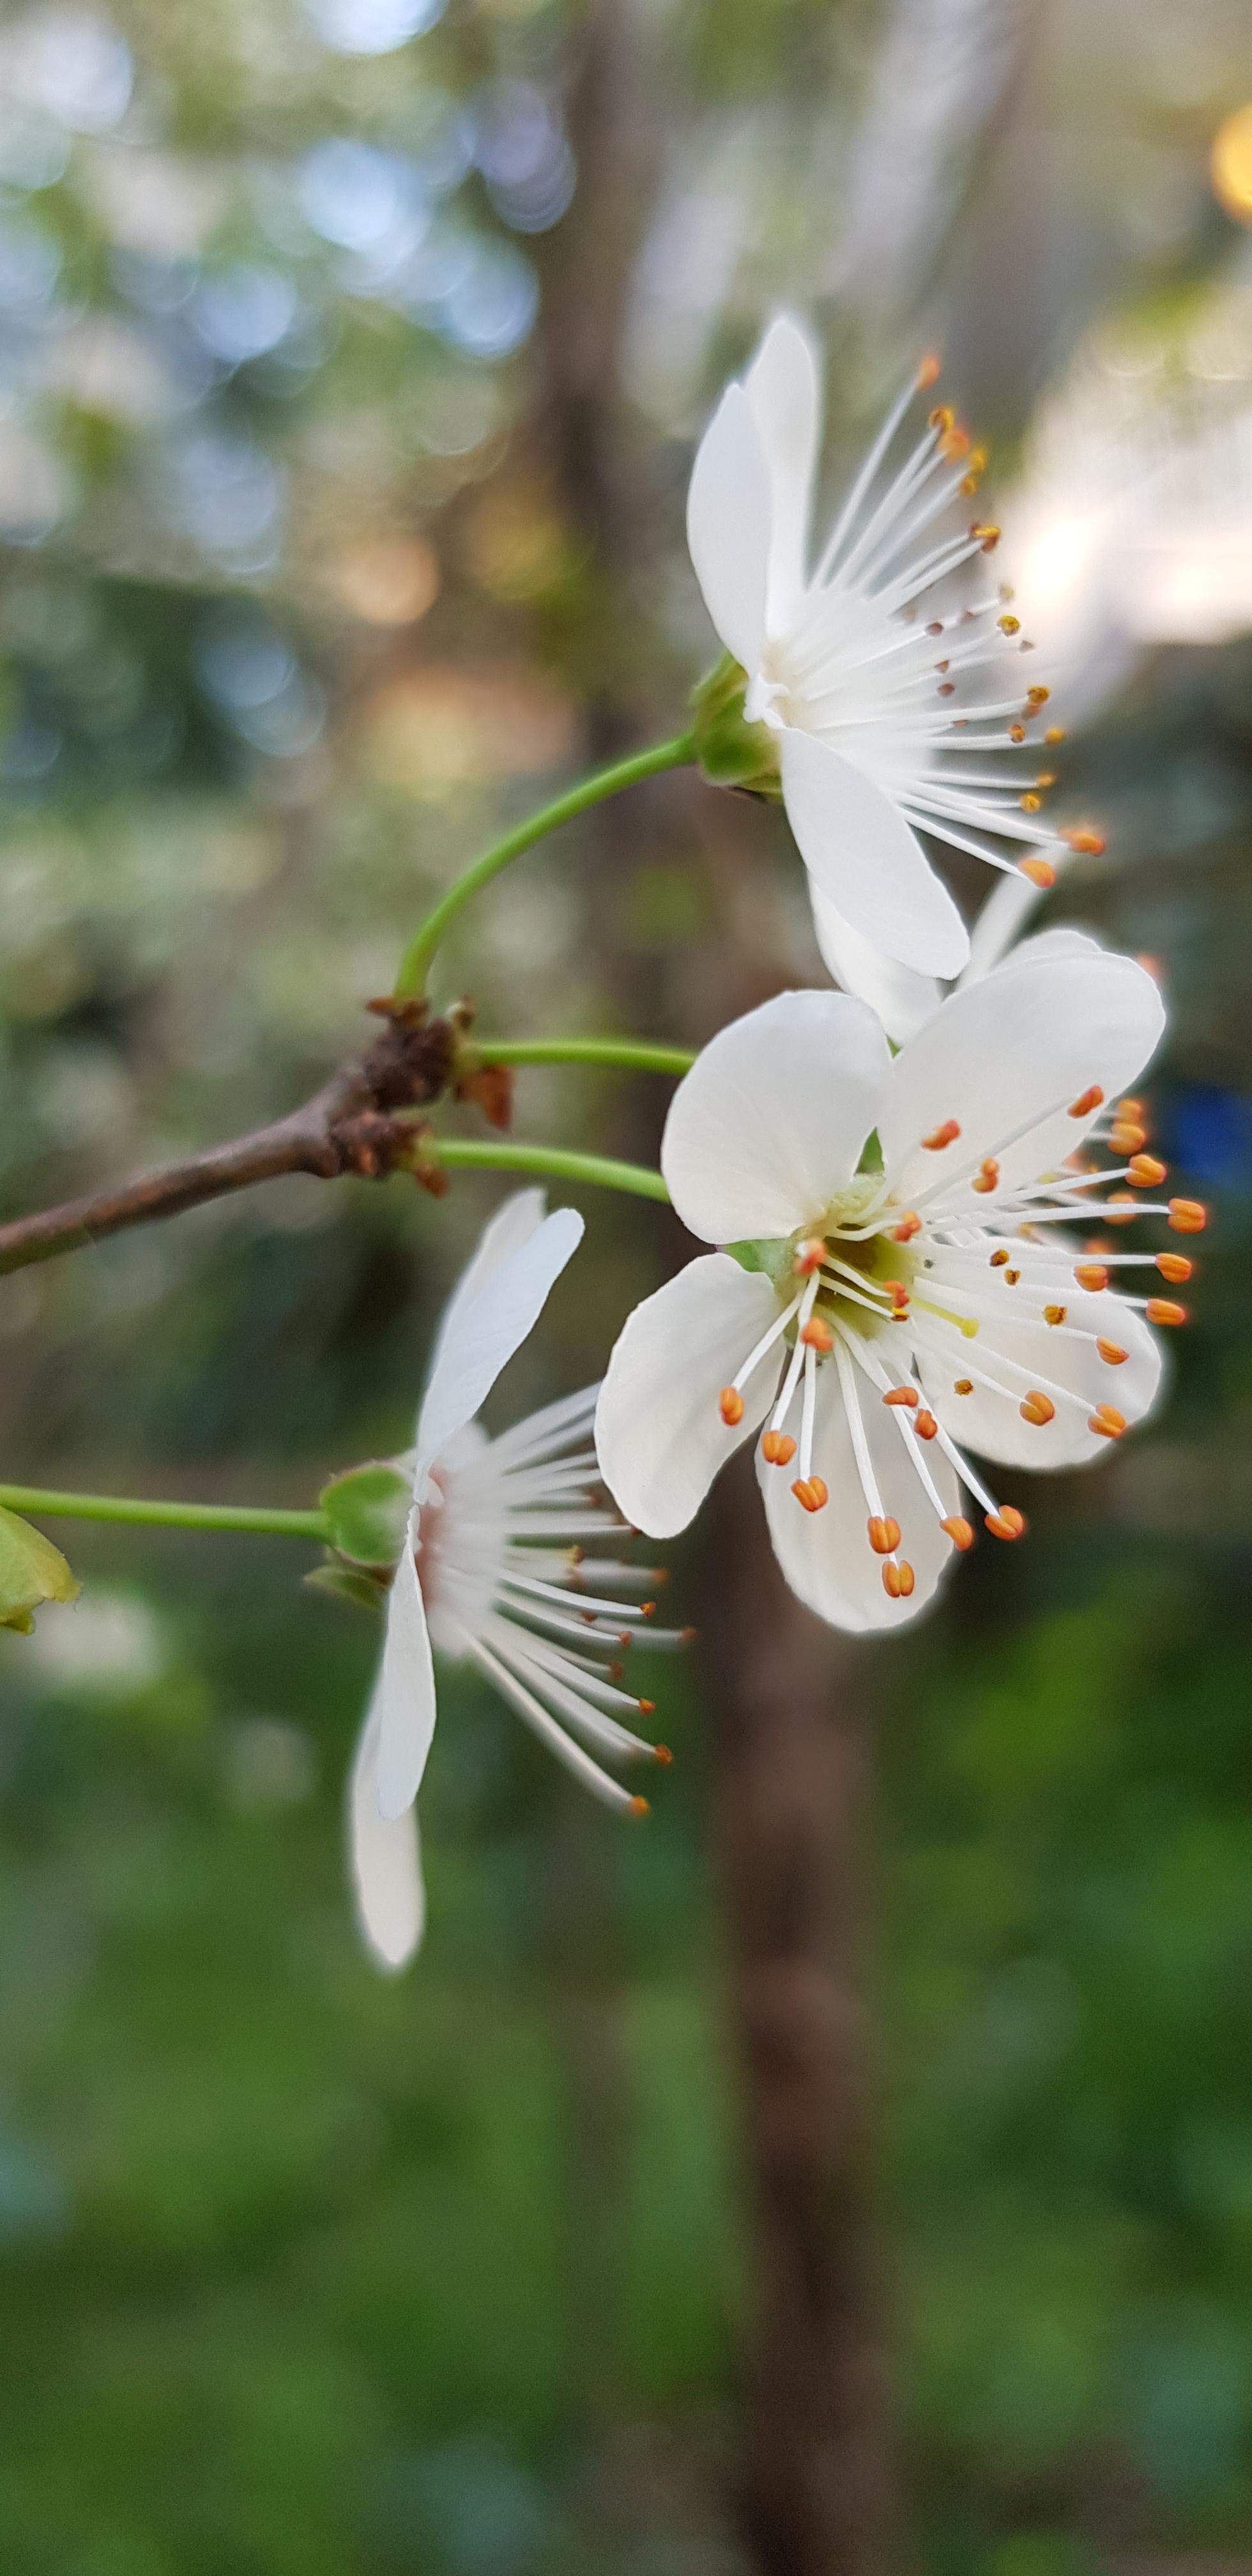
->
[2,0,1252,2568]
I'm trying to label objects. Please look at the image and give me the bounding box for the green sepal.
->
[726,1238,794,1291]
[691,654,781,795]
[303,1561,388,1616]
[317,1463,409,1570]
[0,1505,80,1634]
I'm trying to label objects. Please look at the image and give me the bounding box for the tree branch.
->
[0,1005,459,1280]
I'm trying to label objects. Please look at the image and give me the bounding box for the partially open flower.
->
[687,315,1073,992]
[596,953,1175,1634]
[349,1192,676,1972]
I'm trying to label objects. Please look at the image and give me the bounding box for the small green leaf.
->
[0,1506,80,1634]
[303,1562,388,1616]
[318,1464,409,1569]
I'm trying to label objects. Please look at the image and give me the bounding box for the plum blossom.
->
[349,1191,677,1970]
[596,952,1198,1634]
[687,314,1083,989]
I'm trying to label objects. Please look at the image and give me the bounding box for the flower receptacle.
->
[691,655,781,796]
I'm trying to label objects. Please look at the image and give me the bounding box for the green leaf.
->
[317,1464,409,1570]
[0,1505,80,1634]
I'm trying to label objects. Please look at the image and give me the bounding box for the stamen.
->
[1128,1153,1166,1188]
[914,1410,938,1439]
[882,1386,919,1407]
[867,1515,902,1554]
[1157,1253,1193,1284]
[1145,1298,1186,1327]
[985,1506,1026,1540]
[954,1377,973,1394]
[761,1430,797,1466]
[1088,1404,1126,1439]
[1064,827,1105,855]
[1018,858,1055,889]
[891,1212,922,1241]
[922,1118,961,1151]
[971,1158,1000,1193]
[1075,1262,1108,1291]
[882,1560,916,1598]
[794,1236,827,1275]
[1019,1392,1055,1426]
[1168,1199,1206,1234]
[1043,1304,1067,1325]
[719,1386,745,1425]
[800,1316,834,1351]
[941,1515,975,1550]
[1097,1339,1129,1365]
[1068,1085,1104,1118]
[791,1477,829,1514]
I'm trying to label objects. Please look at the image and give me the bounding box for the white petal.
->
[374,1517,438,1821]
[661,988,890,1246]
[595,1254,782,1538]
[958,862,1062,985]
[779,728,970,977]
[880,951,1165,1204]
[744,312,821,633]
[415,1206,584,1474]
[348,1700,425,1971]
[760,1352,960,1632]
[915,1266,1163,1470]
[422,1187,549,1418]
[809,882,942,1043]
[685,381,772,671]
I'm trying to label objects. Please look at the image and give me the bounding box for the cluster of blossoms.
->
[349,316,1203,1970]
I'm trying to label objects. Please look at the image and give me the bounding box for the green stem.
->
[393,732,696,999]
[476,1037,696,1076]
[0,1483,328,1542]
[432,1139,669,1202]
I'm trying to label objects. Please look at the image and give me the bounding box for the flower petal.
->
[415,1205,584,1475]
[915,1262,1163,1469]
[760,1349,960,1632]
[686,380,772,671]
[779,727,970,977]
[809,882,942,1043]
[374,1514,439,1820]
[661,988,890,1246]
[880,950,1166,1204]
[595,1254,782,1538]
[744,312,821,634]
[348,1698,425,1971]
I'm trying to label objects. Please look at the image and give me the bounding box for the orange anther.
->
[986,1506,1027,1541]
[884,1280,911,1310]
[1035,770,1057,790]
[928,403,955,433]
[628,1797,650,1818]
[1068,1084,1104,1118]
[922,1117,961,1150]
[972,523,1000,551]
[1128,1153,1166,1187]
[1044,724,1065,744]
[896,1560,917,1598]
[941,1516,975,1551]
[954,1377,973,1395]
[867,1515,902,1556]
[641,1602,657,1618]
[917,353,942,390]
[719,1386,745,1426]
[1064,827,1106,856]
[972,1158,1000,1193]
[1019,1391,1055,1427]
[939,424,971,461]
[990,1248,1010,1267]
[1074,1262,1108,1292]
[1009,723,1027,743]
[653,1744,673,1765]
[1043,1303,1067,1326]
[1168,1199,1206,1234]
[1004,1268,1022,1285]
[890,1211,922,1241]
[1026,684,1050,705]
[794,1236,826,1275]
[1146,1298,1187,1328]
[1156,1252,1193,1284]
[791,1476,828,1514]
[800,1316,833,1350]
[1097,1338,1129,1365]
[761,1430,797,1466]
[1088,1404,1126,1438]
[1117,1097,1145,1120]
[914,1410,938,1440]
[638,1698,655,1716]
[1018,858,1056,889]
[1106,1191,1137,1225]
[1109,1123,1147,1154]
[1020,792,1042,813]
[882,1387,919,1408]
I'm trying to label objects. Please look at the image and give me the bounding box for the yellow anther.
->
[998,613,1021,634]
[1074,1262,1109,1292]
[1043,1303,1067,1326]
[928,403,955,433]
[1128,1153,1166,1188]
[1088,1404,1126,1439]
[1156,1252,1193,1284]
[971,523,1000,551]
[1009,723,1027,743]
[1064,827,1106,855]
[954,1377,973,1395]
[1019,857,1056,889]
[1020,792,1042,812]
[867,1515,902,1556]
[1044,724,1065,744]
[1026,684,1050,705]
[990,1249,1010,1267]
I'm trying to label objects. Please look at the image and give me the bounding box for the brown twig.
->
[0,1004,461,1279]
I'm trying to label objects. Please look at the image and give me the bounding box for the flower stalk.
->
[0,1483,329,1542]
[427,1138,670,1202]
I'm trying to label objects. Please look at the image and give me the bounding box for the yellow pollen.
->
[1168,1199,1206,1234]
[761,1430,796,1466]
[972,522,1000,551]
[1156,1252,1193,1284]
[928,402,954,432]
[1026,684,1050,705]
[942,1515,974,1551]
[867,1515,902,1556]
[1019,1391,1055,1427]
[1068,1084,1104,1118]
[986,1506,1027,1541]
[954,1377,973,1395]
[1009,722,1027,743]
[990,1249,1010,1267]
[998,613,1021,634]
[1043,1303,1067,1325]
[1044,724,1065,744]
[1035,770,1057,790]
[719,1386,745,1426]
[1146,1298,1187,1328]
[1020,792,1042,813]
[1004,1268,1021,1285]
[1019,857,1056,889]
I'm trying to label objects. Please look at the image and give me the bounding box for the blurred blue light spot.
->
[1162,1084,1252,1194]
[22,8,133,134]
[167,434,285,572]
[297,137,421,250]
[0,215,61,314]
[305,0,445,55]
[0,2133,70,2242]
[439,241,538,358]
[193,263,299,365]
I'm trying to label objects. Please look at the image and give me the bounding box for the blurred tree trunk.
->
[537,6,900,2565]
